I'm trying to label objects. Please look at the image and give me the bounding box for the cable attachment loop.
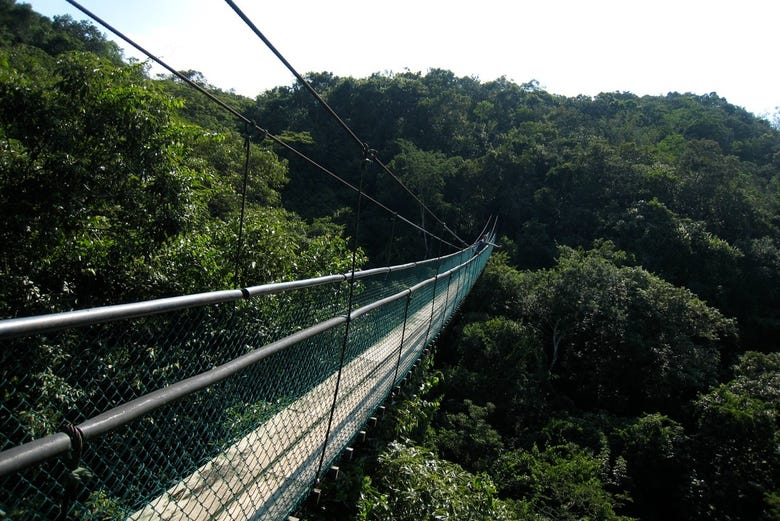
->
[361,143,377,163]
[257,125,270,142]
[58,423,88,521]
[61,423,84,469]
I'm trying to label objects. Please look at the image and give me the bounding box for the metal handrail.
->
[0,247,488,478]
[0,246,474,340]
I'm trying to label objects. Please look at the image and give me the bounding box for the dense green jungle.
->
[2,2,780,520]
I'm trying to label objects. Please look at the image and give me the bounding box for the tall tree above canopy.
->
[493,243,736,415]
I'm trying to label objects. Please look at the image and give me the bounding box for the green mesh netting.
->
[0,245,492,520]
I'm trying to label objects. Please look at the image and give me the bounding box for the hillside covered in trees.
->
[2,2,780,520]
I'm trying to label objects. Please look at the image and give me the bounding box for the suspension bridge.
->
[1,1,498,518]
[0,242,493,519]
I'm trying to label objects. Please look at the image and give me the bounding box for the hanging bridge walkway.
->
[0,242,493,520]
[0,2,498,518]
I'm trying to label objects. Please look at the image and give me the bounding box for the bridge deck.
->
[129,277,462,520]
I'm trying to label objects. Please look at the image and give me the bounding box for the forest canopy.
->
[1,2,780,520]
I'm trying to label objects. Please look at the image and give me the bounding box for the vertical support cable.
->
[315,152,369,482]
[442,271,454,326]
[392,292,413,387]
[233,125,252,287]
[456,262,466,310]
[383,213,398,272]
[469,249,479,291]
[420,205,428,259]
[462,245,473,297]
[468,247,478,295]
[461,256,473,307]
[423,242,443,348]
[471,240,487,290]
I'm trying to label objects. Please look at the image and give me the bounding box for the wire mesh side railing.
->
[0,243,492,520]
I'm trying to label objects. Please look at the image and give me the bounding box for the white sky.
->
[25,0,780,118]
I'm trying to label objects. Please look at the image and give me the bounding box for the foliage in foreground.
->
[358,442,517,521]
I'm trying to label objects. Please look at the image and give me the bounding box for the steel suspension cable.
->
[223,0,365,151]
[62,0,459,252]
[371,154,469,247]
[383,213,398,269]
[268,132,460,250]
[64,0,249,125]
[222,0,468,248]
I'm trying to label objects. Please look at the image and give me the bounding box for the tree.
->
[691,386,777,520]
[434,400,504,473]
[0,48,189,314]
[491,443,634,521]
[688,352,780,521]
[442,315,548,438]
[609,198,744,310]
[357,441,517,521]
[616,413,691,520]
[0,2,122,63]
[510,243,735,415]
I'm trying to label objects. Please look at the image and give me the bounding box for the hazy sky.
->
[26,0,780,118]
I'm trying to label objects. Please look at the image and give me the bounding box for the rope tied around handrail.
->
[57,423,86,521]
